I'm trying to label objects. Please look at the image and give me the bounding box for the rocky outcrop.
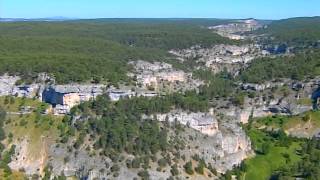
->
[146,110,219,136]
[9,137,48,176]
[170,44,267,75]
[145,110,252,173]
[208,19,264,40]
[0,74,108,114]
[178,116,253,173]
[0,75,41,98]
[48,145,110,179]
[129,60,203,92]
[240,81,285,91]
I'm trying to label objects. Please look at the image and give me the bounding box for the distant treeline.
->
[258,17,320,47]
[0,19,235,84]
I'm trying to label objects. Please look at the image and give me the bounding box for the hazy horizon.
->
[1,0,319,20]
[1,16,319,21]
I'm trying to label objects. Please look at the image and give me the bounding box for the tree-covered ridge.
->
[0,19,235,50]
[239,49,320,83]
[64,69,236,156]
[258,17,320,46]
[0,35,166,84]
[68,92,203,156]
[0,19,235,84]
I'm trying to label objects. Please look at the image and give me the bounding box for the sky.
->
[0,0,319,20]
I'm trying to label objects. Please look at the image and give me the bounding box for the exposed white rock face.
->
[9,137,48,175]
[130,60,173,72]
[214,118,252,172]
[36,73,55,84]
[49,144,111,179]
[149,110,253,172]
[170,44,266,75]
[220,124,251,154]
[240,81,286,91]
[0,75,40,98]
[209,19,262,33]
[130,60,188,88]
[172,44,263,64]
[177,115,253,173]
[208,19,263,40]
[12,84,41,98]
[221,79,319,124]
[215,149,249,172]
[136,74,159,88]
[129,60,203,92]
[107,86,136,101]
[0,75,21,96]
[106,85,159,102]
[145,110,219,136]
[223,102,312,125]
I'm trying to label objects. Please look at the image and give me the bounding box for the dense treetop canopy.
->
[258,17,320,46]
[0,19,235,84]
[239,49,320,83]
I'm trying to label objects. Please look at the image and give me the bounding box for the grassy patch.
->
[296,98,312,106]
[4,113,62,159]
[0,97,62,160]
[0,169,27,180]
[0,97,66,179]
[253,111,320,137]
[244,140,301,180]
[0,96,48,113]
[238,111,320,180]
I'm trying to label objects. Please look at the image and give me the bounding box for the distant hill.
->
[0,17,75,22]
[0,19,235,84]
[258,17,320,46]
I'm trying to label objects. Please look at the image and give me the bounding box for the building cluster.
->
[0,59,205,115]
[42,85,105,114]
[43,84,165,114]
[0,75,105,114]
[0,74,166,115]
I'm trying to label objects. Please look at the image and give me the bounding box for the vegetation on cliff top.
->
[239,49,320,83]
[0,19,235,84]
[258,17,320,46]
